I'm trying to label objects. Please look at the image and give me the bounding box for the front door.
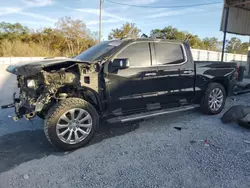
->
[105,42,159,115]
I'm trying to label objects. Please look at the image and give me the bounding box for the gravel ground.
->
[0,93,250,188]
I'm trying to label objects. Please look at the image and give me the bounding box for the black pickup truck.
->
[2,38,237,150]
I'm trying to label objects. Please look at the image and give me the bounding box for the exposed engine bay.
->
[2,59,103,120]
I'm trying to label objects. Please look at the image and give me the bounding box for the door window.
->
[155,43,186,65]
[116,42,151,67]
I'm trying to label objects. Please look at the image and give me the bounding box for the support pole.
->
[99,0,102,42]
[248,36,250,75]
[221,7,230,62]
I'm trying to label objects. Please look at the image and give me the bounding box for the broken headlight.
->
[27,79,36,88]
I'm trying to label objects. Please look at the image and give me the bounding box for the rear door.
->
[153,42,195,107]
[105,41,159,114]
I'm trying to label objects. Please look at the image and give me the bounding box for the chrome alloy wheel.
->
[208,88,224,112]
[56,108,92,144]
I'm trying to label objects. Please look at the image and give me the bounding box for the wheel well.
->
[55,85,103,113]
[211,79,229,95]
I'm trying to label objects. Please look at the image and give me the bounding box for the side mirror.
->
[112,58,130,69]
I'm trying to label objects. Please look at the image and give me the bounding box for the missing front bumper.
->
[1,93,20,109]
[1,103,15,109]
[1,92,45,120]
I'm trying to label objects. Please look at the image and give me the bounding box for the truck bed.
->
[195,61,237,69]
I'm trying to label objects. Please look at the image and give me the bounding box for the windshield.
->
[74,40,123,62]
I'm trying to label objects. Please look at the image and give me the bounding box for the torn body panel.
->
[2,59,102,120]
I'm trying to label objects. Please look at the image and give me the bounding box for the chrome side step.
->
[107,104,200,123]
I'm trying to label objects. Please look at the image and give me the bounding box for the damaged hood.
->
[6,58,90,76]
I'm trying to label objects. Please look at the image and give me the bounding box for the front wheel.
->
[200,83,226,115]
[44,98,99,150]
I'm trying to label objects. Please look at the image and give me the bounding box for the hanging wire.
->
[105,0,222,9]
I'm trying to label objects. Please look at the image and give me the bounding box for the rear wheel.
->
[200,83,226,115]
[44,98,99,150]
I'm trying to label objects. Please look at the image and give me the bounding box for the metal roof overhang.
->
[220,0,250,36]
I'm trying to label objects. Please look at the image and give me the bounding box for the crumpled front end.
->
[1,73,52,120]
[1,60,98,121]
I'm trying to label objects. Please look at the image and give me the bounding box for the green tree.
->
[226,37,242,53]
[0,22,29,42]
[0,18,97,57]
[150,26,184,40]
[238,42,249,54]
[202,37,221,51]
[108,23,141,40]
[150,26,205,49]
[185,34,205,49]
[55,17,97,56]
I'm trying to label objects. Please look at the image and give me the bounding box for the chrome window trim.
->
[153,41,188,67]
[111,41,152,68]
[111,40,188,69]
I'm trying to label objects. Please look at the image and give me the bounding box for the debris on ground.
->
[173,126,188,131]
[221,105,250,124]
[189,139,222,149]
[164,143,173,147]
[23,174,29,180]
[189,139,212,147]
[244,140,250,144]
[233,82,250,95]
[221,105,250,128]
[174,127,182,131]
[189,140,197,144]
[204,139,210,147]
[238,114,250,129]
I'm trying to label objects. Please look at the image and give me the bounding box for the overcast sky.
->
[0,0,249,42]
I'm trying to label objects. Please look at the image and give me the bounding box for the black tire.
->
[44,98,99,151]
[37,102,55,120]
[200,83,226,115]
[37,111,46,120]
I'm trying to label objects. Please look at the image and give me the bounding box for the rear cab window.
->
[154,42,186,65]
